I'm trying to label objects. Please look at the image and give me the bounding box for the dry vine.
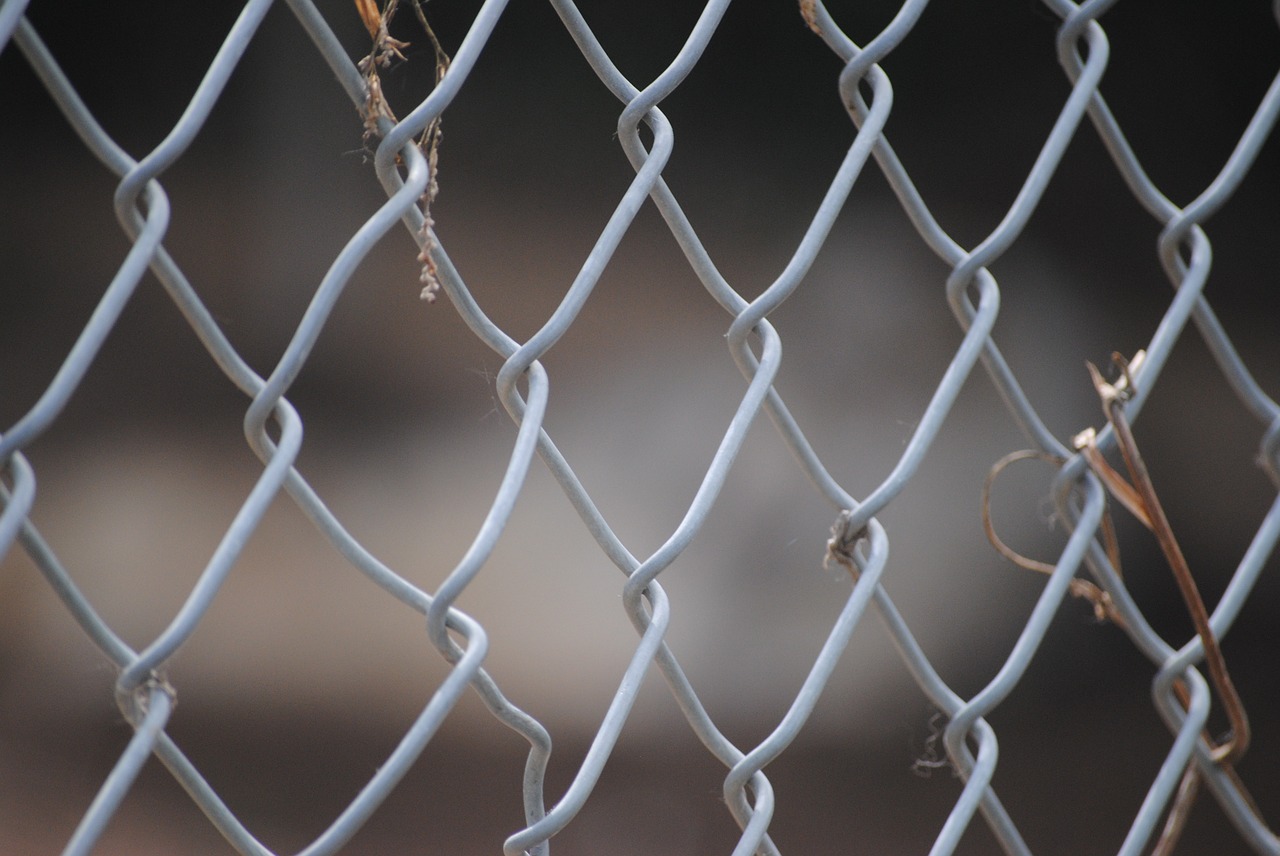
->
[985,351,1262,853]
[355,0,452,302]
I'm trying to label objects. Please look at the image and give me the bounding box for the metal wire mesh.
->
[1,1,1279,853]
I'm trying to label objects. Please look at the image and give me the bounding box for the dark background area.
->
[3,0,1280,422]
[1,2,1278,854]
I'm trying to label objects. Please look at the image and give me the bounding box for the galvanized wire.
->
[2,1,1278,854]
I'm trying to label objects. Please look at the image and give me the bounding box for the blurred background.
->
[1,1,1278,853]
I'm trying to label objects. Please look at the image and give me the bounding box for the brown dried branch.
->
[354,0,452,303]
[1080,351,1258,854]
[410,0,450,303]
[1088,351,1249,766]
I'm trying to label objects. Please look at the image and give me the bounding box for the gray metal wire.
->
[1,1,1278,854]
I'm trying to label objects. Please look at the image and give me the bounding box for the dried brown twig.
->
[355,0,410,144]
[985,351,1264,853]
[354,0,451,302]
[409,0,450,303]
[1082,353,1264,854]
[1084,351,1249,767]
[984,351,1267,853]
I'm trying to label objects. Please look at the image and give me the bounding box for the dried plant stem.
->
[1089,352,1249,766]
[984,351,1263,855]
[1082,351,1256,854]
[981,449,1124,625]
[354,0,451,302]
[411,0,450,302]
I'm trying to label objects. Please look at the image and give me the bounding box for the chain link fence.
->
[2,1,1279,853]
